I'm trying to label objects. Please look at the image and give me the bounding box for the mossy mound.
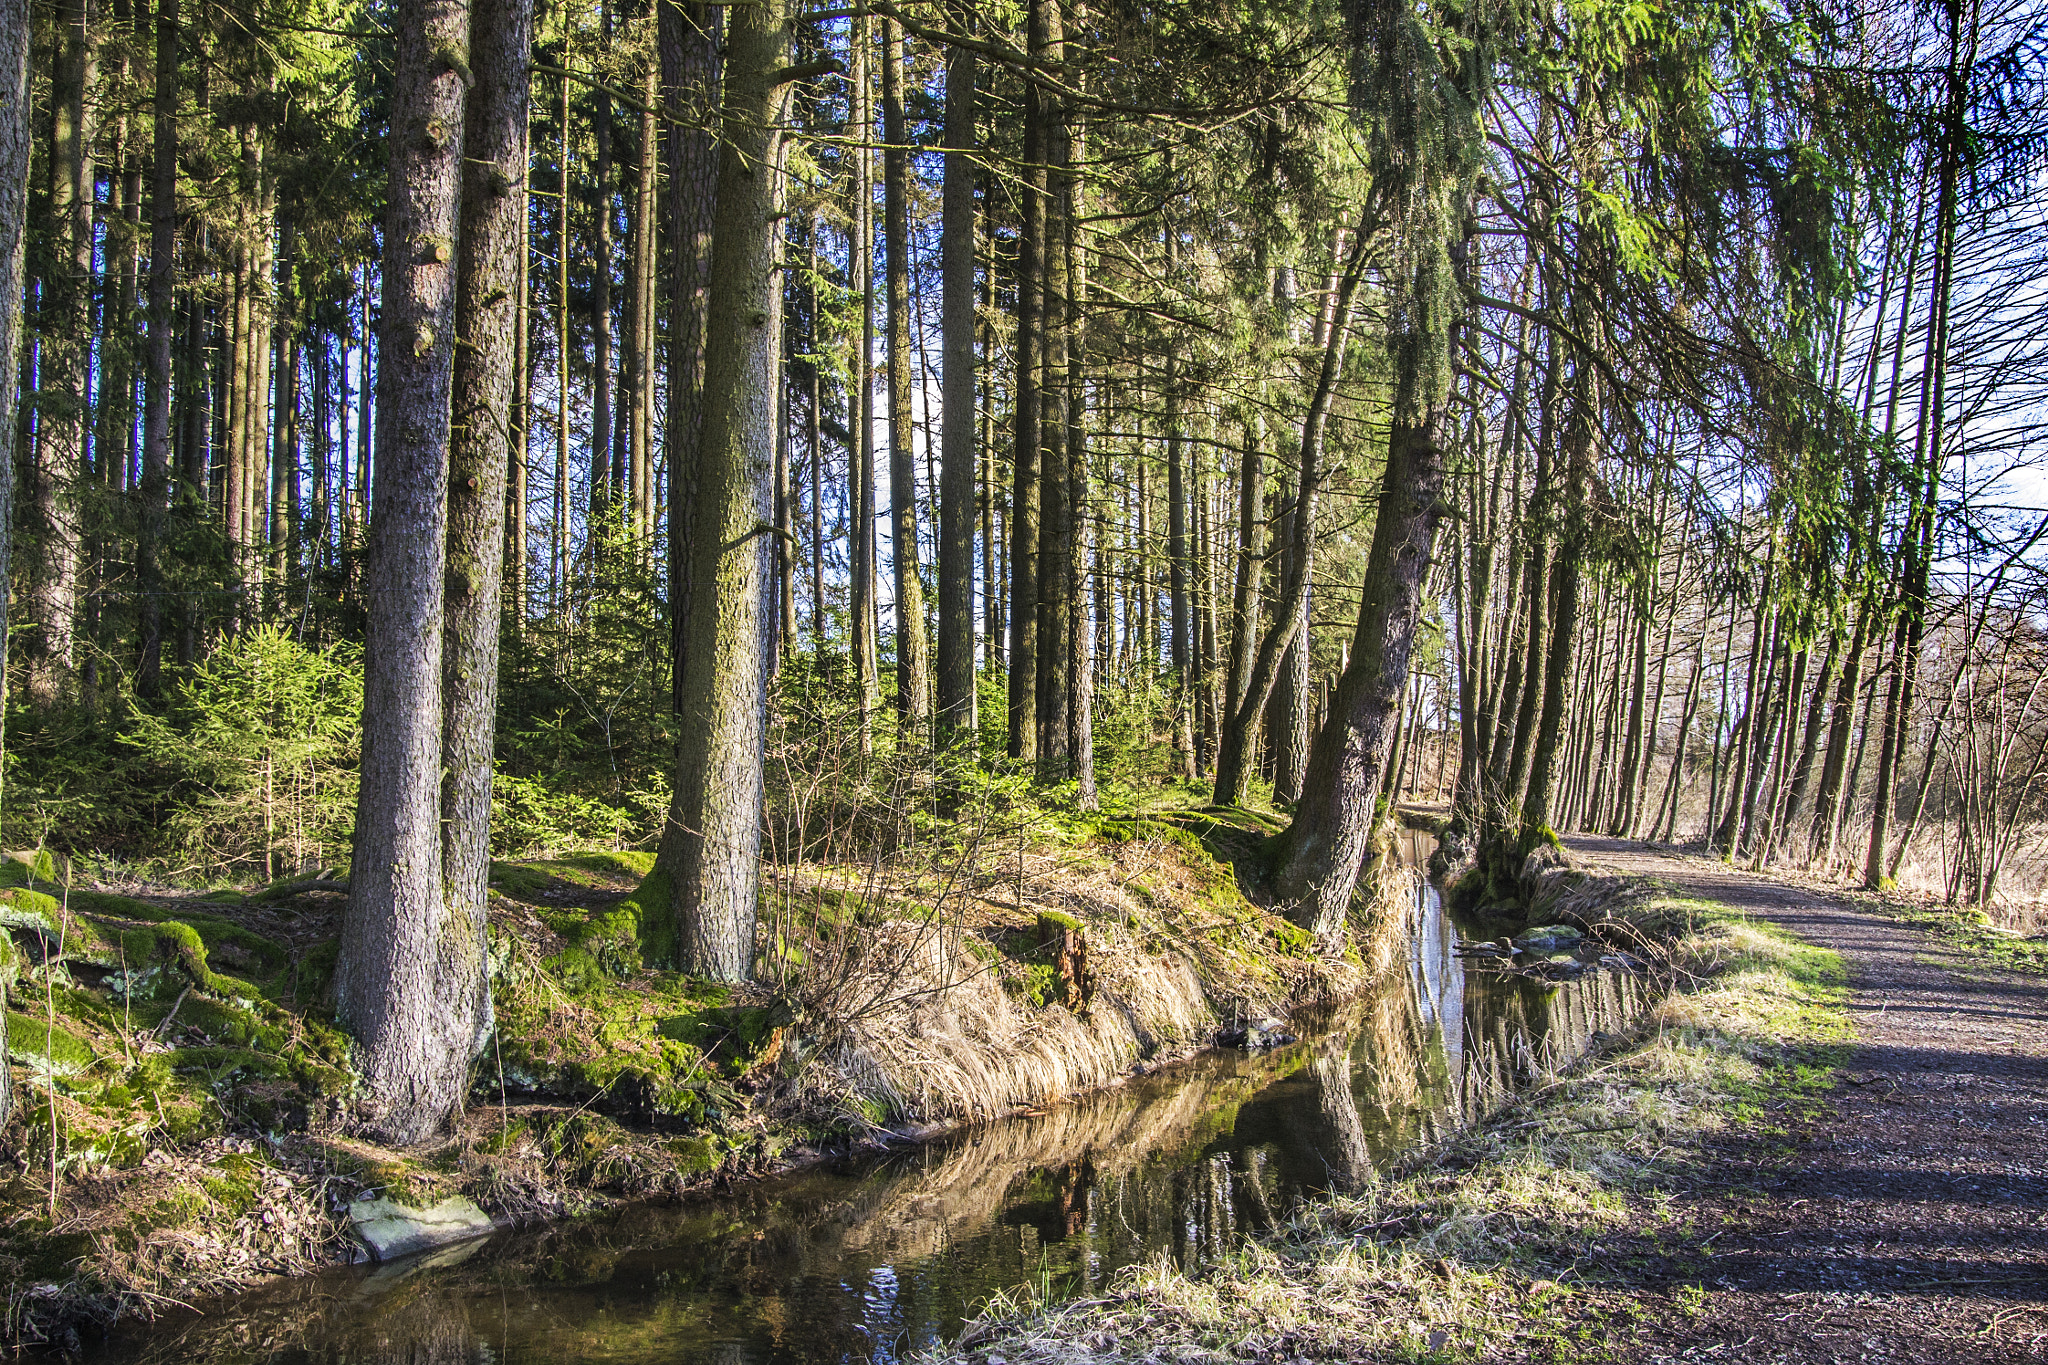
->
[0,849,60,887]
[6,1010,99,1073]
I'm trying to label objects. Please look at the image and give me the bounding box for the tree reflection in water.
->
[98,870,1648,1365]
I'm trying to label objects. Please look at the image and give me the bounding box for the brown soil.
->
[1559,836,2048,1364]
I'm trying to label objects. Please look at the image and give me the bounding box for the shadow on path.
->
[1560,836,2048,1365]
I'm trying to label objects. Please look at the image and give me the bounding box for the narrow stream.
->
[100,837,1646,1365]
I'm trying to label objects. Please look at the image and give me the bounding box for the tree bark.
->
[630,66,657,549]
[30,0,97,706]
[137,0,178,693]
[1518,378,1594,841]
[1063,93,1094,807]
[1275,267,1461,935]
[1211,223,1366,806]
[660,0,720,710]
[1214,421,1266,805]
[589,0,615,537]
[1035,21,1071,772]
[935,25,977,744]
[649,0,791,979]
[440,0,530,1106]
[1005,0,1048,761]
[848,14,880,754]
[881,18,929,733]
[0,0,30,1132]
[336,0,478,1146]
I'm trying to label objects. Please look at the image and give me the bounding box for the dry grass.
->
[780,823,1378,1130]
[921,866,1849,1365]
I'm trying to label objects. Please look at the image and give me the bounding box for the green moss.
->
[100,919,266,999]
[542,1111,629,1165]
[1267,918,1314,955]
[0,885,62,928]
[285,937,341,1001]
[70,891,289,978]
[665,1134,720,1174]
[1004,961,1063,1009]
[168,1045,290,1084]
[6,1010,99,1073]
[613,862,676,968]
[0,850,59,886]
[489,861,552,897]
[1036,908,1082,934]
[561,850,657,879]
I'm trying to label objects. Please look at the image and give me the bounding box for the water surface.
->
[100,844,1644,1364]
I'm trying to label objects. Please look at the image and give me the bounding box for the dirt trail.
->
[1560,836,2048,1363]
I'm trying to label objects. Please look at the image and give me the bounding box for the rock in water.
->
[348,1195,495,1262]
[1514,924,1583,954]
[1218,1017,1297,1050]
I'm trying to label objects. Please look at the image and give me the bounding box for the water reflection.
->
[99,857,1645,1365]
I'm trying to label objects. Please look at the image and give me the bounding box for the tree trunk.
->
[647,0,791,980]
[335,0,478,1146]
[630,68,657,550]
[660,0,720,710]
[1609,590,1652,834]
[553,70,569,612]
[1063,97,1094,808]
[1005,0,1048,761]
[1165,363,1193,777]
[1810,589,1874,863]
[1653,648,1704,842]
[438,0,530,1109]
[1275,289,1460,936]
[1518,383,1595,841]
[1035,30,1071,772]
[270,217,300,612]
[881,18,929,734]
[0,0,29,1131]
[1866,0,1968,889]
[30,0,97,706]
[1211,224,1365,806]
[1214,421,1266,805]
[848,14,879,755]
[935,28,977,744]
[589,0,615,538]
[137,0,178,693]
[508,105,529,626]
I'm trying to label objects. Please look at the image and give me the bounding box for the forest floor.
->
[1558,835,2048,1364]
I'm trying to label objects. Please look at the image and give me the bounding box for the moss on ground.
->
[928,867,1853,1365]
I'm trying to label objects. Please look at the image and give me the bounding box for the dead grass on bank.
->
[2,810,1383,1349]
[924,880,1851,1365]
[781,823,1367,1130]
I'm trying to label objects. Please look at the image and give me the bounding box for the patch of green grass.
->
[1852,892,2048,975]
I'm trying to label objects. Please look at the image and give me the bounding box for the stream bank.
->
[55,826,1659,1363]
[921,840,1855,1365]
[0,808,1366,1349]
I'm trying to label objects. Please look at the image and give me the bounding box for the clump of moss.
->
[0,850,60,887]
[5,1010,99,1073]
[488,861,552,897]
[560,850,657,879]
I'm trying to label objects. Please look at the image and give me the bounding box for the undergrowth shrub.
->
[120,626,363,880]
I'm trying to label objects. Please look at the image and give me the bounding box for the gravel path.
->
[1559,836,2048,1363]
